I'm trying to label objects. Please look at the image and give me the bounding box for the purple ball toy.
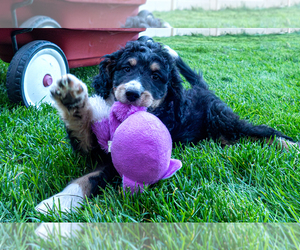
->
[92,101,182,194]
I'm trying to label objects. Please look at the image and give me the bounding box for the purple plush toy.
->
[92,101,182,194]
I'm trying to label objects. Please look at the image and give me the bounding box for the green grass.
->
[0,33,300,225]
[154,5,300,28]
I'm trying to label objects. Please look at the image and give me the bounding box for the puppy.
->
[35,37,297,214]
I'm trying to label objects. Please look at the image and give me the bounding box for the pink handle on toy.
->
[161,159,182,180]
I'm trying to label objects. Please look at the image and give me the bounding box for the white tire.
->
[6,40,69,107]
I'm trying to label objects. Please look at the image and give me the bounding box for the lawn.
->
[154,5,300,28]
[0,32,300,226]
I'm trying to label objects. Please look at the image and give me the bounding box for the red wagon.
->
[0,0,146,107]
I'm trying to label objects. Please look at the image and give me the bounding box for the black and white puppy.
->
[35,37,297,214]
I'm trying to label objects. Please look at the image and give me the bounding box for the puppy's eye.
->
[123,67,131,73]
[151,74,160,81]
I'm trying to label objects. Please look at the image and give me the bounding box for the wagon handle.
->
[11,0,34,28]
[11,28,33,55]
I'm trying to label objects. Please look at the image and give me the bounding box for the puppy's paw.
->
[50,74,88,109]
[35,184,84,214]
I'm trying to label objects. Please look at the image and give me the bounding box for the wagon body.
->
[0,0,147,106]
[0,28,144,68]
[0,0,146,28]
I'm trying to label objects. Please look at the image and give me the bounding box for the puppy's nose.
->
[126,90,140,102]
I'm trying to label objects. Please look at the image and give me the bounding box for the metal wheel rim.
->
[23,48,67,107]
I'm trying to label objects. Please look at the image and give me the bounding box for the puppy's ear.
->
[92,50,123,99]
[169,67,184,95]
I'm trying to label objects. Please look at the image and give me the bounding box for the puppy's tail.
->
[207,98,295,144]
[175,56,209,90]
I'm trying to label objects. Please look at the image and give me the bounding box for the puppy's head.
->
[93,39,180,108]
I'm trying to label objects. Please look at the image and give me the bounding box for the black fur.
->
[92,49,124,99]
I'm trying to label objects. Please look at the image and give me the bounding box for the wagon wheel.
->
[6,40,69,107]
[20,16,61,28]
